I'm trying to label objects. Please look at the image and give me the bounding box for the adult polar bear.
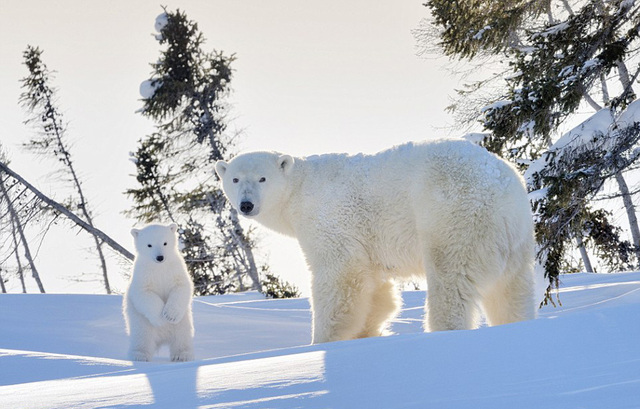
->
[216,139,536,343]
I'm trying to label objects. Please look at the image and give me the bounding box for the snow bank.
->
[1,273,640,408]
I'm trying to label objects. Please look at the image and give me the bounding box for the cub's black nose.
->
[156,255,164,262]
[240,201,254,214]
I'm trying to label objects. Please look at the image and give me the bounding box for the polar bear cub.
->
[215,139,537,344]
[123,223,194,361]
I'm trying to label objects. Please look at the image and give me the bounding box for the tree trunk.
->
[0,175,45,293]
[1,176,28,292]
[228,207,261,291]
[0,268,6,293]
[10,216,27,293]
[49,117,112,293]
[615,171,640,267]
[576,233,594,273]
[0,161,135,262]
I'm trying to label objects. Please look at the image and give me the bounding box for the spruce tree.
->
[0,146,46,293]
[128,8,262,295]
[421,0,640,291]
[19,46,112,293]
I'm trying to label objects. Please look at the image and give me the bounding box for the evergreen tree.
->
[421,0,640,291]
[19,46,112,293]
[128,8,262,295]
[261,271,301,299]
[0,146,46,293]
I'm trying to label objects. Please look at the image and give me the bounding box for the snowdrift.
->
[1,272,640,408]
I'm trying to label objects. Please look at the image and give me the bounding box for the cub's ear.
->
[169,223,178,233]
[215,160,228,178]
[278,154,294,174]
[131,228,140,238]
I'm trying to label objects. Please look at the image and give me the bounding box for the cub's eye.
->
[232,178,239,183]
[163,242,167,246]
[259,177,266,183]
[147,244,152,248]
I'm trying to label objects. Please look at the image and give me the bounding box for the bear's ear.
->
[169,223,178,233]
[131,228,140,238]
[278,154,294,174]
[215,160,228,178]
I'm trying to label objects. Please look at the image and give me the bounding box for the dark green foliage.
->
[426,0,545,58]
[19,45,112,293]
[530,123,640,283]
[20,47,72,177]
[261,271,301,299]
[483,1,639,150]
[583,209,634,271]
[424,0,640,290]
[141,8,235,161]
[126,134,175,223]
[128,8,263,295]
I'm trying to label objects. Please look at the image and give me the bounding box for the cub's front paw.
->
[162,304,184,324]
[148,314,166,327]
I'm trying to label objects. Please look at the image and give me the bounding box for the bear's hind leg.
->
[482,266,536,326]
[127,314,158,362]
[357,280,402,338]
[423,248,481,332]
[169,314,194,362]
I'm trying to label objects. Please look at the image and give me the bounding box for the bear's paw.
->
[162,303,185,324]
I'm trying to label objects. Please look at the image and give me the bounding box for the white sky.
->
[0,0,460,295]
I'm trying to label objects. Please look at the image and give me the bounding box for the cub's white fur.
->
[123,223,194,361]
[216,139,537,343]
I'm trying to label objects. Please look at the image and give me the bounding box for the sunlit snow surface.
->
[1,272,639,408]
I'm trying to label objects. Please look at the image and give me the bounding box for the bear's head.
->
[131,223,179,264]
[215,152,294,218]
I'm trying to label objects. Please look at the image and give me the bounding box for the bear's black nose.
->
[240,201,254,214]
[156,255,164,262]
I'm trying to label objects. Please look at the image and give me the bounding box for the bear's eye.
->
[147,244,152,248]
[259,177,266,183]
[232,178,239,183]
[163,242,167,246]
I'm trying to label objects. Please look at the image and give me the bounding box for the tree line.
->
[5,2,638,301]
[0,8,298,298]
[417,0,640,301]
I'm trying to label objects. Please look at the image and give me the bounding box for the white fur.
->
[216,139,537,343]
[123,223,195,361]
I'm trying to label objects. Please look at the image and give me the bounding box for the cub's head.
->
[131,223,179,264]
[215,152,294,218]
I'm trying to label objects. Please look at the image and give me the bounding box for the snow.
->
[615,98,640,128]
[533,22,570,39]
[139,79,161,99]
[620,0,636,11]
[461,132,489,144]
[2,272,640,408]
[581,58,601,73]
[525,98,640,188]
[480,100,512,113]
[154,13,168,33]
[472,25,491,41]
[525,108,614,183]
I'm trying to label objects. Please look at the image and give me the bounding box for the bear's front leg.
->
[310,269,375,343]
[162,282,192,324]
[130,289,166,327]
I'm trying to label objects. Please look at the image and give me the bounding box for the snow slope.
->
[1,272,640,408]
